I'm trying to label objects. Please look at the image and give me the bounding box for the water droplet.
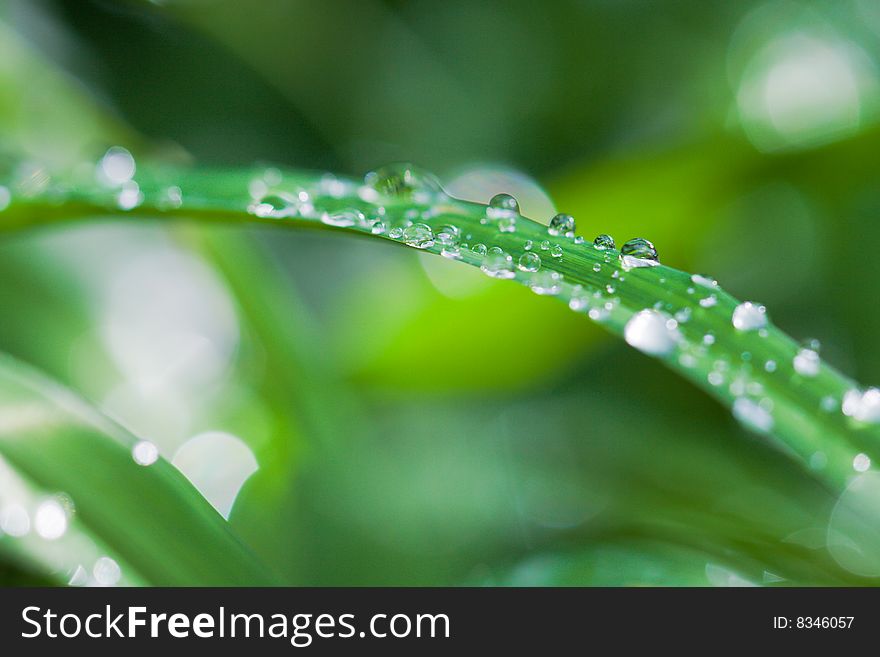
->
[93,556,121,586]
[620,237,658,261]
[523,240,533,250]
[322,208,363,228]
[842,388,880,423]
[472,243,488,256]
[539,240,551,251]
[132,440,159,466]
[116,181,143,211]
[498,216,517,232]
[624,309,681,356]
[34,499,67,540]
[854,453,872,472]
[592,263,601,272]
[251,193,292,218]
[764,359,777,372]
[435,224,461,247]
[548,213,575,237]
[487,193,520,220]
[403,223,434,249]
[732,302,768,331]
[388,226,404,239]
[159,185,183,210]
[0,504,30,537]
[793,348,820,377]
[549,244,563,258]
[364,163,442,201]
[574,236,585,245]
[529,270,562,295]
[692,274,718,289]
[703,333,716,346]
[370,219,387,234]
[699,295,718,308]
[518,252,541,272]
[593,234,615,250]
[675,307,692,323]
[480,252,515,279]
[569,294,590,311]
[733,397,774,434]
[489,246,504,255]
[98,146,136,185]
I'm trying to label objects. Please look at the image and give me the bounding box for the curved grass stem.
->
[2,162,877,493]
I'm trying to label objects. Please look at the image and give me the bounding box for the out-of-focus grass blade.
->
[0,353,275,585]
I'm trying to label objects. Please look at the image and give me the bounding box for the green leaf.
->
[0,353,274,585]
[2,161,875,494]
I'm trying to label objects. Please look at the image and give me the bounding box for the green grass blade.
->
[2,161,878,493]
[0,352,275,585]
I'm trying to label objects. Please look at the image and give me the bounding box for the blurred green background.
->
[1,0,880,585]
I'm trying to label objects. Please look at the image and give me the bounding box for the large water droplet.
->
[98,146,136,185]
[364,163,442,200]
[732,302,768,331]
[842,388,880,424]
[132,440,159,466]
[518,251,541,272]
[322,208,363,228]
[486,193,520,220]
[732,397,774,434]
[403,223,435,249]
[251,193,293,218]
[624,309,681,356]
[793,347,820,377]
[548,213,575,237]
[593,234,615,250]
[116,181,143,211]
[480,252,515,279]
[620,237,658,261]
[34,499,68,540]
[529,270,563,295]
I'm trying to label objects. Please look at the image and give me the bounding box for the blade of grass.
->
[2,160,877,495]
[0,352,275,585]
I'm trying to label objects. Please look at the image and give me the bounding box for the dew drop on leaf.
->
[842,388,880,423]
[624,309,681,356]
[593,234,615,250]
[620,237,658,261]
[487,192,519,218]
[529,270,563,295]
[793,348,820,377]
[548,213,575,237]
[364,163,442,200]
[517,251,541,272]
[402,223,435,249]
[732,302,768,331]
[480,252,515,279]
